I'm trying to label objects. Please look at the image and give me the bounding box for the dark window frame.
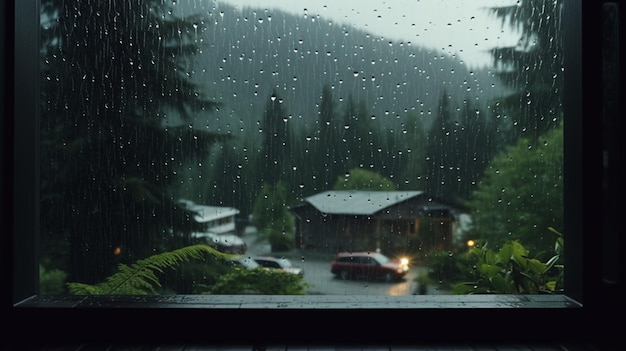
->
[3,0,624,346]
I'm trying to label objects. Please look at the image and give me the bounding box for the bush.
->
[39,264,68,294]
[209,267,309,295]
[452,229,564,294]
[423,250,469,287]
[265,228,295,252]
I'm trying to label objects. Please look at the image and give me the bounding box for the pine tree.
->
[40,0,223,284]
[313,84,340,191]
[339,95,370,173]
[488,0,564,141]
[425,89,457,201]
[455,96,495,199]
[397,113,427,190]
[257,90,292,187]
[466,123,563,256]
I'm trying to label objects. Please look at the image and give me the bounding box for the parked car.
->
[225,256,260,270]
[191,232,247,254]
[330,251,409,282]
[253,256,305,277]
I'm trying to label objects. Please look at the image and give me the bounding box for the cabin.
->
[289,190,469,255]
[178,199,240,235]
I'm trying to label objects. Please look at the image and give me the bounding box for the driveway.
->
[240,227,451,296]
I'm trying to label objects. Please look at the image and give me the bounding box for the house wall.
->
[291,195,460,255]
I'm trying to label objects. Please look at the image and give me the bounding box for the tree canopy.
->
[40,0,223,284]
[333,168,397,191]
[464,123,563,256]
[488,0,564,141]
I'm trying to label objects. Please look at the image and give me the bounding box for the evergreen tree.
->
[425,91,495,201]
[313,84,340,190]
[204,141,255,219]
[465,123,563,256]
[339,95,372,174]
[333,168,397,191]
[456,96,495,199]
[252,181,296,252]
[39,0,222,284]
[488,0,564,141]
[425,89,457,201]
[397,113,427,190]
[257,89,292,187]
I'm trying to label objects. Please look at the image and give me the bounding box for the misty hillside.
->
[187,2,506,145]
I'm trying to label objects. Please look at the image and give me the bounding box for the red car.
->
[330,251,409,282]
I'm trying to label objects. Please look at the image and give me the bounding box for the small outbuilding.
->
[289,190,468,255]
[178,199,240,235]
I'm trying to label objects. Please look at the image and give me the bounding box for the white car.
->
[191,232,247,254]
[253,256,305,277]
[226,256,260,269]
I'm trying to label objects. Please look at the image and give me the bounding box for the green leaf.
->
[497,242,514,264]
[526,258,547,274]
[543,255,560,273]
[479,263,501,277]
[489,275,509,293]
[67,244,229,295]
[452,283,476,295]
[545,280,557,291]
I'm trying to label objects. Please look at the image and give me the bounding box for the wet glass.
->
[39,0,564,297]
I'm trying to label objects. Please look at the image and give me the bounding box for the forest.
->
[38,0,563,287]
[173,2,507,215]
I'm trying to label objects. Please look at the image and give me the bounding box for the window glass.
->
[39,0,564,297]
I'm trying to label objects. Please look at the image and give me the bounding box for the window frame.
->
[4,0,624,346]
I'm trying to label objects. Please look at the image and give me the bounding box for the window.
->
[5,0,624,346]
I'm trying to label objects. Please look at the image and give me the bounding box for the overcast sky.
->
[212,0,521,68]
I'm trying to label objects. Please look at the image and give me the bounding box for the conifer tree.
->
[425,89,456,201]
[340,95,371,173]
[488,0,563,141]
[40,0,223,284]
[397,113,428,190]
[313,84,340,191]
[258,89,292,187]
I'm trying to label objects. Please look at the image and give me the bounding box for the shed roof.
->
[179,199,240,223]
[302,190,424,215]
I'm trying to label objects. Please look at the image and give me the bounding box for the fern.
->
[67,244,230,295]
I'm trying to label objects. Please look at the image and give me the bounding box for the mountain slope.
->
[188,2,505,143]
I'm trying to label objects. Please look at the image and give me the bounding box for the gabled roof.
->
[301,190,424,215]
[178,199,240,223]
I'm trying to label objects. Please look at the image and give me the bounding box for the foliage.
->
[208,267,310,295]
[487,0,563,141]
[66,245,229,295]
[159,255,233,294]
[396,112,428,190]
[452,228,564,294]
[425,89,494,202]
[422,250,467,287]
[252,182,296,251]
[313,84,341,191]
[333,167,397,191]
[465,123,563,255]
[39,265,68,295]
[257,89,293,186]
[414,270,435,295]
[39,0,225,284]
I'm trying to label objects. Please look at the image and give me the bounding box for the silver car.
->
[253,256,305,277]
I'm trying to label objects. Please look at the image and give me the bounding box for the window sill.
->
[15,293,581,309]
[10,294,605,345]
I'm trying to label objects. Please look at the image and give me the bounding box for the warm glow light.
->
[113,247,121,256]
[467,240,475,248]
